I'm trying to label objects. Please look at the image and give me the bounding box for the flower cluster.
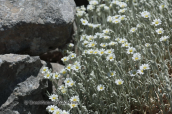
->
[43,0,172,113]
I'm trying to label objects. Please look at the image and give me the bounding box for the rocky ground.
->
[0,0,86,113]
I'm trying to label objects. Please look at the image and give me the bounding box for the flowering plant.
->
[42,0,172,113]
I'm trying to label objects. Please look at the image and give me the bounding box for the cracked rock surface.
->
[0,54,52,114]
[0,0,76,55]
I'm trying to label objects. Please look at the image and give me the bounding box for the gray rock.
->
[0,54,52,114]
[0,0,76,55]
[0,109,18,114]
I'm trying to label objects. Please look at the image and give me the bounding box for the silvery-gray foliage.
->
[43,0,172,114]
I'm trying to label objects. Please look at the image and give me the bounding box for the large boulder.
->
[0,0,76,55]
[0,54,52,114]
[0,75,52,114]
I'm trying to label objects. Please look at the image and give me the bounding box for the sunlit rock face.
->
[0,0,76,55]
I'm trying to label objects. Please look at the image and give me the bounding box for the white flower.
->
[109,41,118,46]
[76,7,81,12]
[100,43,108,47]
[119,2,127,8]
[136,24,141,28]
[103,35,111,40]
[69,53,76,59]
[104,6,110,10]
[137,69,144,75]
[52,72,61,79]
[61,57,69,62]
[129,69,137,76]
[70,96,80,102]
[62,110,70,114]
[83,50,88,54]
[64,78,73,85]
[140,64,150,70]
[160,36,169,42]
[68,43,74,47]
[42,67,49,74]
[69,103,78,108]
[88,41,97,47]
[108,71,116,77]
[115,79,124,85]
[49,94,58,101]
[74,61,80,66]
[68,81,75,87]
[105,49,114,54]
[99,4,105,8]
[87,5,94,11]
[89,0,98,5]
[118,8,127,13]
[145,43,151,47]
[60,69,67,75]
[46,105,58,113]
[44,71,52,79]
[127,47,136,54]
[93,24,101,28]
[76,11,86,17]
[80,34,86,41]
[80,18,88,25]
[106,54,115,61]
[59,85,65,90]
[152,19,162,26]
[159,4,167,10]
[97,84,105,91]
[119,15,126,21]
[87,23,94,28]
[141,11,150,18]
[112,0,119,5]
[132,53,141,61]
[130,27,137,33]
[112,19,121,24]
[80,5,86,11]
[156,28,164,34]
[96,6,101,13]
[82,40,89,46]
[87,49,94,54]
[119,38,127,44]
[103,29,110,34]
[113,15,120,19]
[115,38,121,42]
[66,64,73,71]
[93,49,99,54]
[99,33,105,38]
[86,35,94,41]
[122,42,130,47]
[107,16,113,22]
[99,49,106,55]
[94,34,98,39]
[61,88,67,94]
[53,109,62,114]
[72,64,81,71]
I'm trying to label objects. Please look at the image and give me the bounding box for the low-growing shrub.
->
[42,0,172,113]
